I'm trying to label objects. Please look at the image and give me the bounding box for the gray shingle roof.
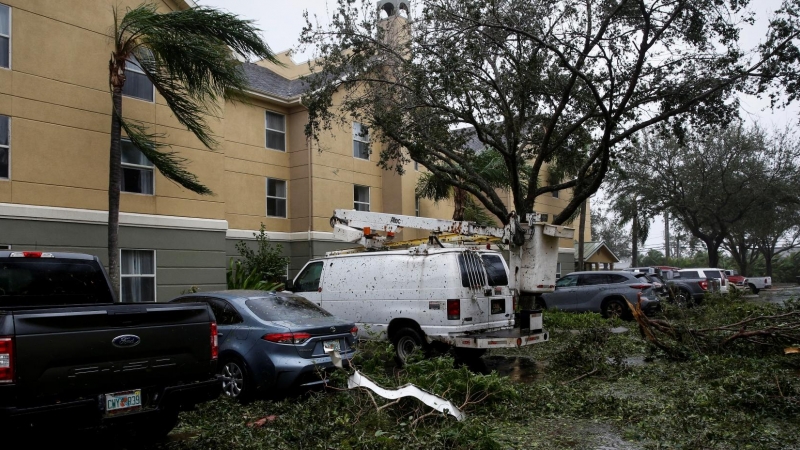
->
[242,63,309,100]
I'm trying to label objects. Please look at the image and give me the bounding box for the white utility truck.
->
[291,210,574,361]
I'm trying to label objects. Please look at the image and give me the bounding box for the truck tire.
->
[674,289,692,307]
[452,348,488,360]
[602,298,630,320]
[748,283,760,294]
[392,327,427,364]
[220,357,252,401]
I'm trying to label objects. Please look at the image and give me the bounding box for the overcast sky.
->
[200,0,799,261]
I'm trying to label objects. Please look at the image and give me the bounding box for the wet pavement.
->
[750,285,800,305]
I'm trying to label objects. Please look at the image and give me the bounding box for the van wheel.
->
[393,327,427,364]
[748,283,760,295]
[602,298,630,320]
[534,297,547,310]
[452,348,487,360]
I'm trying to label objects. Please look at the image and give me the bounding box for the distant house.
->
[573,242,620,272]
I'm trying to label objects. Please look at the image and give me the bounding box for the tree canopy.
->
[301,0,800,226]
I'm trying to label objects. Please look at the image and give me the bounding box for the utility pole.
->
[664,212,671,260]
[578,200,587,271]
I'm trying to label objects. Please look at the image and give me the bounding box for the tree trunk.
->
[108,86,123,299]
[452,187,466,221]
[631,201,639,267]
[705,239,722,268]
[578,200,587,271]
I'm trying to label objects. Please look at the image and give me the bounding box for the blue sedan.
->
[171,290,357,399]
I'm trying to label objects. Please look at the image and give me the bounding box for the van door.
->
[457,251,490,326]
[481,253,513,326]
[293,261,324,306]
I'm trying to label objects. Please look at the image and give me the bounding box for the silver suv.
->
[538,271,660,319]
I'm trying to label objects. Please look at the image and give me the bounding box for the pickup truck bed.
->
[0,252,220,436]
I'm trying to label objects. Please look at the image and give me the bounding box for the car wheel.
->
[393,327,427,364]
[674,289,692,307]
[220,357,250,401]
[748,283,760,295]
[452,347,487,360]
[602,298,630,320]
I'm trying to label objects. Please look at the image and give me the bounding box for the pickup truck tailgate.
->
[10,303,214,402]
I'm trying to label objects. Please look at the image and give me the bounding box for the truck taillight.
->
[210,322,219,360]
[9,251,54,258]
[698,280,708,290]
[0,337,14,384]
[350,326,359,338]
[447,299,460,320]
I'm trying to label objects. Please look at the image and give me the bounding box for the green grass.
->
[160,299,800,450]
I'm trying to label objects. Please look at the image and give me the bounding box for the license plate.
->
[323,340,341,352]
[104,390,142,416]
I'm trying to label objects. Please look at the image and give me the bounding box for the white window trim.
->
[0,244,10,250]
[120,139,155,195]
[265,111,287,152]
[556,262,562,279]
[266,177,288,218]
[122,56,155,103]
[119,249,157,303]
[415,196,420,217]
[0,4,10,71]
[354,185,370,211]
[0,115,9,180]
[353,122,370,160]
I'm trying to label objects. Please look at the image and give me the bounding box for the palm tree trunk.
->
[578,200,586,271]
[452,187,466,221]
[108,86,123,299]
[632,210,639,267]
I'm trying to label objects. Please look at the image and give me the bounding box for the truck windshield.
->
[0,259,114,306]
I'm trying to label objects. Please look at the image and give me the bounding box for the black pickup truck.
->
[0,251,221,438]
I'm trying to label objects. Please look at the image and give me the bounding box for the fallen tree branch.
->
[562,367,599,384]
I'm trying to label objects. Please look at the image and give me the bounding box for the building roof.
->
[574,241,620,263]
[242,63,309,101]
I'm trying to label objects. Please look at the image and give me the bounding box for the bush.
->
[234,223,290,283]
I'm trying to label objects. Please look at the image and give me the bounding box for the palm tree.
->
[107,4,277,294]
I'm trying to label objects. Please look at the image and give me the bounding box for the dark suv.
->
[539,271,661,319]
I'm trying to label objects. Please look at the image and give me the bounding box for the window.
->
[579,274,610,286]
[415,196,420,217]
[608,274,630,284]
[120,250,156,302]
[552,190,559,198]
[207,298,243,325]
[414,161,419,171]
[121,139,154,194]
[266,111,286,151]
[540,214,549,223]
[0,4,9,69]
[294,262,323,292]
[555,262,561,279]
[481,254,508,286]
[556,274,577,287]
[458,252,487,288]
[0,115,8,179]
[354,185,370,211]
[122,55,154,102]
[266,178,287,218]
[353,122,370,159]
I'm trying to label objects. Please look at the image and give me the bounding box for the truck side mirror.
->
[284,278,294,291]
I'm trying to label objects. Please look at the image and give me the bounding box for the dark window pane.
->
[121,141,153,166]
[579,274,609,286]
[0,37,7,69]
[209,299,243,325]
[246,295,332,322]
[266,112,285,132]
[556,275,577,287]
[0,148,7,178]
[481,254,508,286]
[0,260,114,306]
[354,186,369,203]
[0,5,9,36]
[703,270,722,279]
[267,198,286,217]
[266,130,285,151]
[121,277,155,303]
[267,179,286,197]
[122,71,154,101]
[121,250,155,275]
[608,274,629,284]
[122,167,154,194]
[353,140,370,159]
[354,202,369,211]
[0,115,7,146]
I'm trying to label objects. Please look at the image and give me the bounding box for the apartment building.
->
[0,0,589,301]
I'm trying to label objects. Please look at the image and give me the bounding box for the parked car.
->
[0,251,221,438]
[663,272,709,305]
[538,271,661,319]
[679,268,729,294]
[171,291,357,400]
[723,269,772,294]
[290,248,547,362]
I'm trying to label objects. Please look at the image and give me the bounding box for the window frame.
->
[266,177,288,218]
[555,262,561,279]
[0,114,9,180]
[415,196,420,217]
[294,261,324,293]
[0,3,10,70]
[352,122,370,160]
[265,111,286,152]
[119,249,157,303]
[354,185,370,211]
[121,55,155,102]
[120,138,155,195]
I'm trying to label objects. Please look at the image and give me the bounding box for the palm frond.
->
[415,172,452,202]
[120,118,212,195]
